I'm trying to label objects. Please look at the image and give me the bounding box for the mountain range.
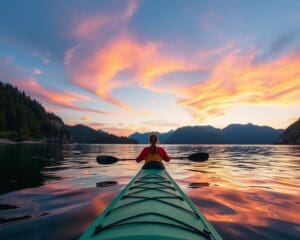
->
[130,124,284,144]
[129,131,174,144]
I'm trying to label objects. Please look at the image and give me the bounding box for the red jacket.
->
[136,146,171,162]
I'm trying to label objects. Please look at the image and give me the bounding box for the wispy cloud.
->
[64,45,80,65]
[0,57,109,115]
[256,31,300,62]
[16,79,109,115]
[76,121,135,136]
[71,0,139,40]
[80,116,90,122]
[64,1,147,112]
[142,120,180,129]
[178,49,300,121]
[66,21,300,124]
[269,31,298,55]
[123,0,139,19]
[2,0,300,130]
[66,36,201,111]
[33,68,42,75]
[72,16,110,39]
[32,51,52,64]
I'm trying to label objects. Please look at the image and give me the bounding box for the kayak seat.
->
[142,161,165,169]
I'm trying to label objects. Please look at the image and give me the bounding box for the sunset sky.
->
[1,0,300,136]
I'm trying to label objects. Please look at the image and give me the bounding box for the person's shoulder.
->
[142,146,150,151]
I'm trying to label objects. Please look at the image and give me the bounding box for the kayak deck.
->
[80,167,222,240]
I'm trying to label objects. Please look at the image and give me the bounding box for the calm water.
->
[0,144,299,240]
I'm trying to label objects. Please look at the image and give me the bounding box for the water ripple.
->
[0,144,299,240]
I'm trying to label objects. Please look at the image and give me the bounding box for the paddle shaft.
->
[109,156,191,161]
[96,152,209,164]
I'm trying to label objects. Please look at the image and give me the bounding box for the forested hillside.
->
[275,118,300,144]
[0,81,71,142]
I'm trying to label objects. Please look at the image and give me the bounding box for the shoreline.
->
[0,139,47,144]
[0,139,299,145]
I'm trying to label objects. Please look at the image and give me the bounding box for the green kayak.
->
[80,162,222,240]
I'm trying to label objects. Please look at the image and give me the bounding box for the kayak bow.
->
[80,163,222,240]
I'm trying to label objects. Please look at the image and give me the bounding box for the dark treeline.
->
[0,81,70,142]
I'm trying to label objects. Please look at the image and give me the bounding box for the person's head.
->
[149,134,158,146]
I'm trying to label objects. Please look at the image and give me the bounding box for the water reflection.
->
[0,144,299,240]
[188,182,210,188]
[0,144,64,194]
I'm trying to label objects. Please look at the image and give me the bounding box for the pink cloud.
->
[66,37,202,111]
[32,51,51,64]
[63,2,300,123]
[71,0,139,40]
[16,79,109,115]
[33,68,42,75]
[178,50,300,121]
[64,45,80,65]
[73,16,109,39]
[123,0,139,19]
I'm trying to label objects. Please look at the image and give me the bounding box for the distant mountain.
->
[164,124,283,144]
[67,124,137,144]
[166,126,223,144]
[0,81,71,143]
[222,124,283,144]
[275,118,300,144]
[129,130,174,144]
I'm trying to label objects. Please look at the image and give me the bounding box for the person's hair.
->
[149,134,158,143]
[149,134,158,154]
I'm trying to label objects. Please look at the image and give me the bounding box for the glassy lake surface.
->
[0,144,299,240]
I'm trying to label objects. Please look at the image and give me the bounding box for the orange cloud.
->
[16,79,109,115]
[178,50,300,121]
[80,116,90,121]
[66,2,300,123]
[67,37,201,111]
[88,122,106,130]
[66,0,206,113]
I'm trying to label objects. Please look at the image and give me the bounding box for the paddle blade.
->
[96,155,119,165]
[188,152,209,161]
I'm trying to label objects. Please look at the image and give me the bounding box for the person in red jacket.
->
[136,134,170,165]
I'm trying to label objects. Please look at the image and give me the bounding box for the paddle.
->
[96,152,209,165]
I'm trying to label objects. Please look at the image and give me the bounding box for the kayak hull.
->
[80,165,222,240]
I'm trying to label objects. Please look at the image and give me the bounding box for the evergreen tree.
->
[0,81,71,142]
